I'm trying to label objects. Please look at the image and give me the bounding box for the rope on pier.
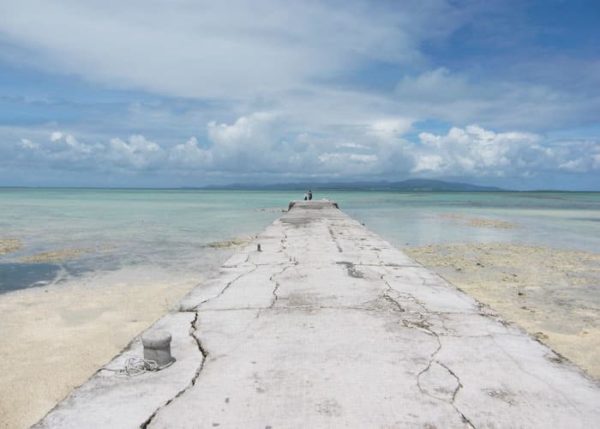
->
[102,356,174,376]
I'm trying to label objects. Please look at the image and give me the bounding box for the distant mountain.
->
[202,179,505,192]
[381,179,504,192]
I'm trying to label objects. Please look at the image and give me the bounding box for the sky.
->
[0,0,599,190]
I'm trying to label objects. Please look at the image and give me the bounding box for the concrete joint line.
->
[196,263,259,310]
[327,225,343,253]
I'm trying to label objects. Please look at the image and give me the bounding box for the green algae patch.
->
[206,236,254,249]
[21,248,91,263]
[439,213,516,229]
[0,238,23,256]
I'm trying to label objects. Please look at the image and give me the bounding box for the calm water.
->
[1,188,599,293]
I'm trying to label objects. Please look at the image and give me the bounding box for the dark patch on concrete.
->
[280,217,312,226]
[289,201,339,210]
[336,261,364,278]
[545,352,566,365]
[316,399,342,416]
[365,296,405,317]
[285,292,318,307]
[485,388,517,406]
[327,226,343,253]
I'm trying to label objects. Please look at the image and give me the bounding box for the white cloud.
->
[107,135,164,169]
[335,142,370,150]
[414,125,540,175]
[0,1,459,99]
[6,119,599,184]
[412,155,444,173]
[393,68,600,129]
[411,125,600,177]
[318,153,377,164]
[47,132,96,158]
[395,68,469,101]
[0,0,597,186]
[369,118,413,141]
[207,112,277,149]
[559,159,585,172]
[169,137,212,168]
[50,131,63,142]
[554,140,600,173]
[19,138,38,149]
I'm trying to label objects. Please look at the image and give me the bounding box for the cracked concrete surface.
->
[35,201,600,428]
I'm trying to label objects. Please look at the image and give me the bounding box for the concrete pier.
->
[35,201,600,428]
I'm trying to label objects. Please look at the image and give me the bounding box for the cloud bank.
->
[0,1,598,188]
[11,115,599,187]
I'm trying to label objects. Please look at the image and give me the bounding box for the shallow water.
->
[1,188,599,292]
[0,263,62,293]
[333,191,600,252]
[0,189,288,292]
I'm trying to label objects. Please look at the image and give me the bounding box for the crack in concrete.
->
[356,263,421,268]
[489,334,582,412]
[437,361,463,403]
[433,360,476,428]
[268,264,296,310]
[371,256,589,428]
[412,329,477,428]
[194,264,259,310]
[327,225,343,253]
[192,303,453,314]
[140,248,269,426]
[378,238,589,417]
[271,232,293,308]
[336,261,365,278]
[248,262,290,267]
[148,217,485,428]
[221,250,252,268]
[382,293,404,313]
[378,272,433,332]
[262,233,298,316]
[378,270,476,428]
[140,313,207,429]
[242,230,296,321]
[38,204,600,429]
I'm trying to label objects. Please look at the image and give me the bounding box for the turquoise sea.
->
[1,188,599,293]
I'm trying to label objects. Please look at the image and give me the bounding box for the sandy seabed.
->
[0,267,209,429]
[406,243,600,380]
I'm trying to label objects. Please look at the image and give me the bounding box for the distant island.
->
[200,179,505,192]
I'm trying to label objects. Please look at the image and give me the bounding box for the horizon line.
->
[1,185,599,193]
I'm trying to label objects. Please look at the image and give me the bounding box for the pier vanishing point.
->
[36,201,600,428]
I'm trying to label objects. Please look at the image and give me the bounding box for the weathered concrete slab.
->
[36,201,600,428]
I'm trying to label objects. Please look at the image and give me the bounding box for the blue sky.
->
[0,0,598,189]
